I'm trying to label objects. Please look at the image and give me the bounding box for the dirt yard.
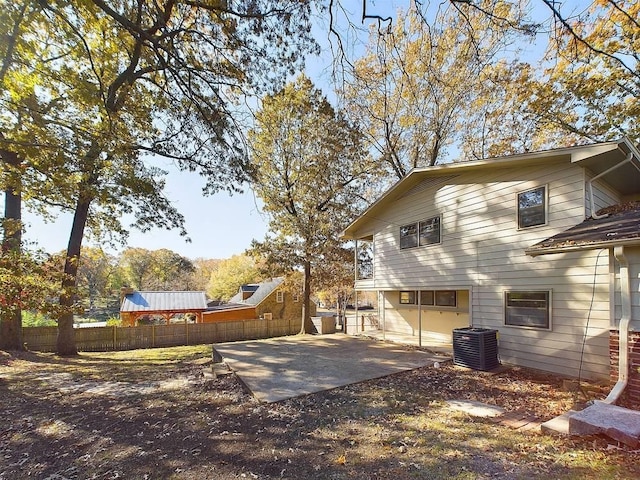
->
[1,343,638,479]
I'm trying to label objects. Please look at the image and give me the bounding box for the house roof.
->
[205,303,254,312]
[120,291,208,313]
[526,202,640,256]
[228,277,284,306]
[342,138,640,241]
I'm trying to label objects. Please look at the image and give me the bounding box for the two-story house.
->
[342,139,640,388]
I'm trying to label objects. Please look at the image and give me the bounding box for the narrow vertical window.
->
[419,216,441,246]
[400,223,418,249]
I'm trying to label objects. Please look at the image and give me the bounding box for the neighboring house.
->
[120,289,208,326]
[202,277,314,323]
[342,138,640,383]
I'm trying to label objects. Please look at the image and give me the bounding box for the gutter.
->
[603,245,631,404]
[526,239,640,257]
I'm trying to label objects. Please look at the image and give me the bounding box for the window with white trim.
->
[504,291,551,329]
[517,186,546,229]
[276,291,284,303]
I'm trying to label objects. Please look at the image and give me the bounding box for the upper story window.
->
[400,224,418,249]
[356,239,374,280]
[517,186,546,229]
[276,291,284,303]
[419,217,441,245]
[400,215,441,249]
[504,291,551,329]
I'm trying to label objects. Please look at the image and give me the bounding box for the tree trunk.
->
[299,259,313,335]
[0,145,24,351]
[56,194,92,356]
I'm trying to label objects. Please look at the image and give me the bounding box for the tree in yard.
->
[119,248,155,291]
[313,243,356,326]
[343,1,639,153]
[147,249,195,291]
[515,0,640,145]
[248,75,372,334]
[0,248,69,349]
[343,5,524,178]
[76,247,117,312]
[190,258,222,293]
[0,1,316,355]
[207,254,261,302]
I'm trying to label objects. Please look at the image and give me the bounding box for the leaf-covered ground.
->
[0,343,638,479]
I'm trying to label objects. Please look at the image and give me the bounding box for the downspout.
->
[603,246,631,404]
[418,291,422,348]
[587,153,633,219]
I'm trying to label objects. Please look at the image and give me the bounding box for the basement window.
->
[399,291,416,304]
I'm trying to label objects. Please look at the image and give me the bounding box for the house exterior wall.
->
[256,289,316,322]
[356,161,614,379]
[381,290,470,341]
[202,307,256,323]
[610,331,640,407]
[585,173,622,217]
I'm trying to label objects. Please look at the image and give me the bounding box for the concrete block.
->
[541,411,579,436]
[569,401,640,447]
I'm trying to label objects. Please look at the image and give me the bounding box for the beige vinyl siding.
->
[585,173,622,217]
[366,161,611,379]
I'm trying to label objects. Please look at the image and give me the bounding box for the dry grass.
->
[0,344,638,479]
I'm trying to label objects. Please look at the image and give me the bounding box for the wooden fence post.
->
[113,325,117,351]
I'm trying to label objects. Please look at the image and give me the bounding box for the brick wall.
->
[610,330,640,407]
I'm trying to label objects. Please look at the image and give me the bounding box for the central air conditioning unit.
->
[453,327,499,371]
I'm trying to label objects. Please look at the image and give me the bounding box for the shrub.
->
[22,311,56,327]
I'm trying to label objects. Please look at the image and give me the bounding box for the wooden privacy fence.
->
[23,317,303,353]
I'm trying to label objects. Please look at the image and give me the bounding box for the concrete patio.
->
[213,333,450,403]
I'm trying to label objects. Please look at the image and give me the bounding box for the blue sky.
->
[22,168,270,260]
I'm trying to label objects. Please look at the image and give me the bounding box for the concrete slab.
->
[569,401,640,447]
[213,334,449,403]
[541,411,578,436]
[445,400,506,418]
